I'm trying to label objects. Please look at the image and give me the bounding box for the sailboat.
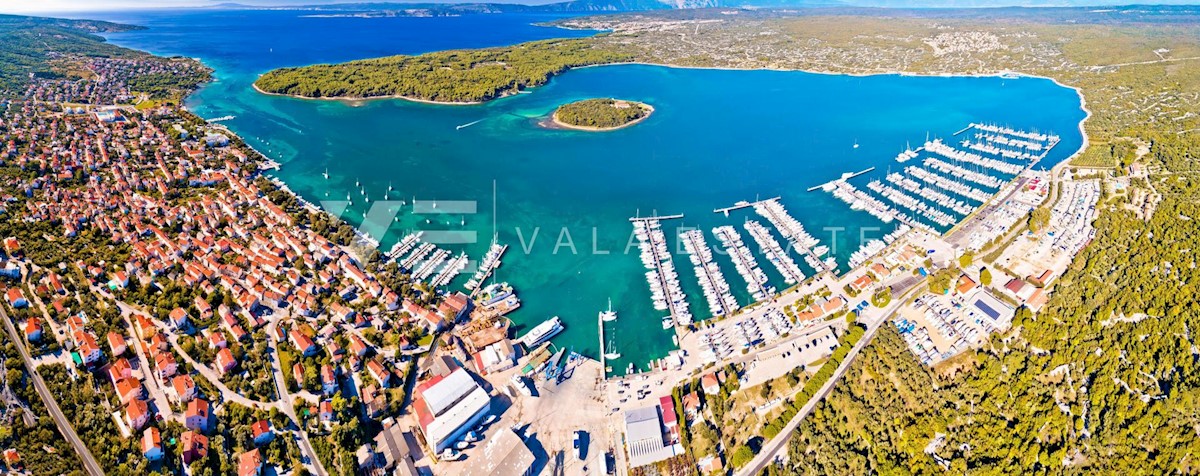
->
[604,334,620,361]
[355,178,360,187]
[600,299,617,322]
[322,168,329,179]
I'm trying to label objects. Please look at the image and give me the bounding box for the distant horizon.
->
[4,0,1198,15]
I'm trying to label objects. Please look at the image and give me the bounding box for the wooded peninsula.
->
[551,98,652,131]
[253,38,634,103]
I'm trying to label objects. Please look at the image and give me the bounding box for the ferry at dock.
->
[517,316,564,348]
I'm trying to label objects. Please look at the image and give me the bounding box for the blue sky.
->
[2,0,1195,14]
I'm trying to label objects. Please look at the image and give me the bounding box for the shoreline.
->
[545,100,654,132]
[248,58,1091,163]
[193,42,1089,375]
[576,61,1093,163]
[250,82,490,106]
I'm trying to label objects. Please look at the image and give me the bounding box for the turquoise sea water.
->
[91,9,1086,372]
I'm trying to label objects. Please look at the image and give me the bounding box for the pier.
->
[413,248,450,281]
[751,198,832,274]
[713,225,773,302]
[634,218,692,326]
[467,243,508,297]
[681,229,738,317]
[206,115,236,123]
[401,242,435,270]
[713,196,780,216]
[387,232,423,261]
[744,220,805,284]
[807,167,876,192]
[429,252,467,288]
[629,214,684,222]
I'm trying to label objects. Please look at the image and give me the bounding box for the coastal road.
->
[734,282,921,476]
[0,305,105,476]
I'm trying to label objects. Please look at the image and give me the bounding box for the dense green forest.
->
[554,98,650,129]
[253,38,633,103]
[0,15,140,91]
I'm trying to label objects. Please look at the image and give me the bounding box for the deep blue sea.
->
[84,8,1087,372]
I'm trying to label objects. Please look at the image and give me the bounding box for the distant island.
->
[549,98,653,131]
[253,38,633,104]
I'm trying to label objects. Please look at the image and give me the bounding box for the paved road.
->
[0,305,105,476]
[264,318,329,476]
[735,282,922,476]
[102,290,329,476]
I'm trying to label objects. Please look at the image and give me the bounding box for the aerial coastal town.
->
[0,30,1110,476]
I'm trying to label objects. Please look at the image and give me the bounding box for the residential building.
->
[142,427,164,461]
[180,431,209,464]
[186,398,212,433]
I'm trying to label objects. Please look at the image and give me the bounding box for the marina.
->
[412,247,451,281]
[922,157,1006,189]
[821,123,1061,236]
[466,240,507,294]
[386,231,423,260]
[680,229,739,318]
[633,217,693,328]
[400,242,436,270]
[751,198,831,273]
[884,172,974,216]
[903,166,992,203]
[744,220,806,285]
[713,225,774,302]
[99,8,1090,381]
[429,252,468,288]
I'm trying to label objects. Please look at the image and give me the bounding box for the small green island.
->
[253,38,633,103]
[550,98,654,131]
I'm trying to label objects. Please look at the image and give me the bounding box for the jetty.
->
[633,218,692,327]
[629,213,684,222]
[713,225,773,302]
[808,167,876,192]
[467,242,508,296]
[744,220,806,284]
[401,242,436,270]
[751,198,831,273]
[387,231,423,261]
[429,252,468,288]
[713,196,780,216]
[681,229,738,317]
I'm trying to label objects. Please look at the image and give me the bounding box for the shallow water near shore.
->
[91,9,1086,373]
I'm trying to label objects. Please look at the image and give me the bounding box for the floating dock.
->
[713,196,780,216]
[629,214,684,222]
[807,167,876,192]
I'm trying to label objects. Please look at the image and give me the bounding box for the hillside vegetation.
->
[253,38,634,103]
[0,15,141,91]
[553,98,650,129]
[574,11,1200,474]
